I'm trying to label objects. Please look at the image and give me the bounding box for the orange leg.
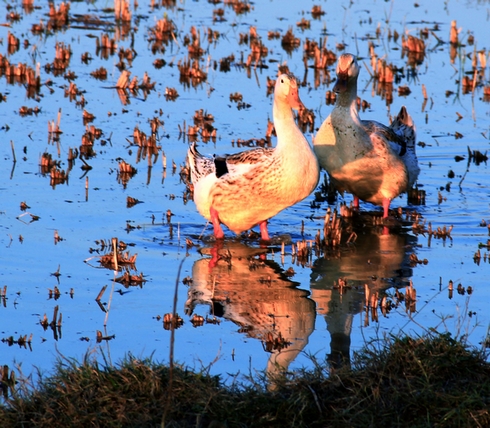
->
[353,195,360,209]
[259,220,270,241]
[382,198,391,218]
[209,240,224,269]
[210,207,225,239]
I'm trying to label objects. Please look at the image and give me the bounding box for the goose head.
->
[333,53,359,94]
[275,74,304,111]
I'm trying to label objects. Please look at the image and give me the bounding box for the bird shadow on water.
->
[185,240,316,384]
[310,212,419,369]
[184,211,420,382]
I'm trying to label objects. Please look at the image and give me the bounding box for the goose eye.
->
[280,78,284,83]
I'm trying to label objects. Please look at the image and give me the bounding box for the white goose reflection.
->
[310,224,417,368]
[185,241,316,379]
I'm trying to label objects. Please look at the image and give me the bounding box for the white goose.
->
[187,74,319,240]
[313,53,420,218]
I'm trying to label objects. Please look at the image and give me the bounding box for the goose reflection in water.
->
[310,221,417,369]
[185,241,315,380]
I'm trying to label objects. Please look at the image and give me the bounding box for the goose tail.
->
[187,142,214,183]
[390,106,416,150]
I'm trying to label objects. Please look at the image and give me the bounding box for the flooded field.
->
[1,0,489,387]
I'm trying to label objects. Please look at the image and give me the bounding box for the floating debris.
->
[82,109,95,124]
[402,33,425,66]
[126,196,142,208]
[263,332,291,353]
[177,57,207,87]
[325,90,336,105]
[96,330,115,343]
[412,220,453,244]
[320,208,343,249]
[19,201,30,211]
[163,313,184,330]
[44,42,72,75]
[90,66,107,80]
[148,16,176,53]
[19,105,41,116]
[117,160,137,188]
[98,248,137,271]
[297,18,310,31]
[164,87,179,101]
[229,92,243,102]
[190,314,205,327]
[311,5,325,19]
[467,146,488,165]
[114,271,147,288]
[407,187,426,205]
[114,0,132,22]
[1,334,32,350]
[205,315,221,325]
[281,27,301,53]
[50,167,68,188]
[409,253,429,267]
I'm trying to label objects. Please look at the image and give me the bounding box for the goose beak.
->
[287,85,305,111]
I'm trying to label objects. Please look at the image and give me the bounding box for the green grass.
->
[1,332,489,427]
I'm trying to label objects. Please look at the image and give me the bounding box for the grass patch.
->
[1,332,489,427]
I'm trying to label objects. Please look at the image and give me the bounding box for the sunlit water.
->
[1,0,489,387]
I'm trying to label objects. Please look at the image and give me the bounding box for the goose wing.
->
[188,143,275,182]
[361,120,408,157]
[220,147,275,177]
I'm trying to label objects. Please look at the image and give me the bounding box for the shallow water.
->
[1,0,489,386]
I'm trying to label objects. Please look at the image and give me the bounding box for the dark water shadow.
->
[185,240,316,380]
[310,215,418,369]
